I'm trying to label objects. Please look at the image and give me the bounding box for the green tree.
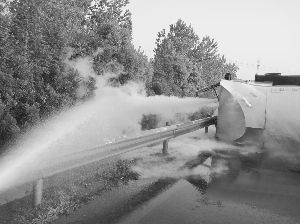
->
[87,0,152,85]
[0,0,153,150]
[152,19,238,97]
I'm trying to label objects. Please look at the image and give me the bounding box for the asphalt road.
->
[53,147,300,224]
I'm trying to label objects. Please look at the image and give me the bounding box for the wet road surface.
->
[53,150,300,224]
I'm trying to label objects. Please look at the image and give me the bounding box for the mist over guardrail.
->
[1,116,217,207]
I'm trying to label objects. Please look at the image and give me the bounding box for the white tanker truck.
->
[202,73,300,163]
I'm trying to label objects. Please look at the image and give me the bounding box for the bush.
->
[188,105,217,121]
[140,114,160,130]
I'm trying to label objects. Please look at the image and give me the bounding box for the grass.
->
[0,159,139,224]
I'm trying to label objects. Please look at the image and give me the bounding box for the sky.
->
[128,0,300,80]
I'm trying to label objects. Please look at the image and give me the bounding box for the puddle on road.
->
[54,149,300,224]
[119,164,300,224]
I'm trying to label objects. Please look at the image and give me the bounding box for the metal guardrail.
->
[3,116,217,207]
[37,116,216,180]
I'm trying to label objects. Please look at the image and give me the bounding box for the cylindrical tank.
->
[216,79,300,163]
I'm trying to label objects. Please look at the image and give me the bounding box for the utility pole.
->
[256,60,260,75]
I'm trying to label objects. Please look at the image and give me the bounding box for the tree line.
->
[0,0,237,149]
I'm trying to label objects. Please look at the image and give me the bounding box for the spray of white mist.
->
[125,129,248,183]
[0,53,217,192]
[263,97,300,163]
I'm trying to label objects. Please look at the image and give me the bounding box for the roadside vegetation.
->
[0,0,237,151]
[0,1,237,222]
[0,159,139,224]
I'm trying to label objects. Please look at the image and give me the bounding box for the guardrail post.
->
[162,122,170,154]
[205,126,208,134]
[204,115,211,134]
[33,179,43,207]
